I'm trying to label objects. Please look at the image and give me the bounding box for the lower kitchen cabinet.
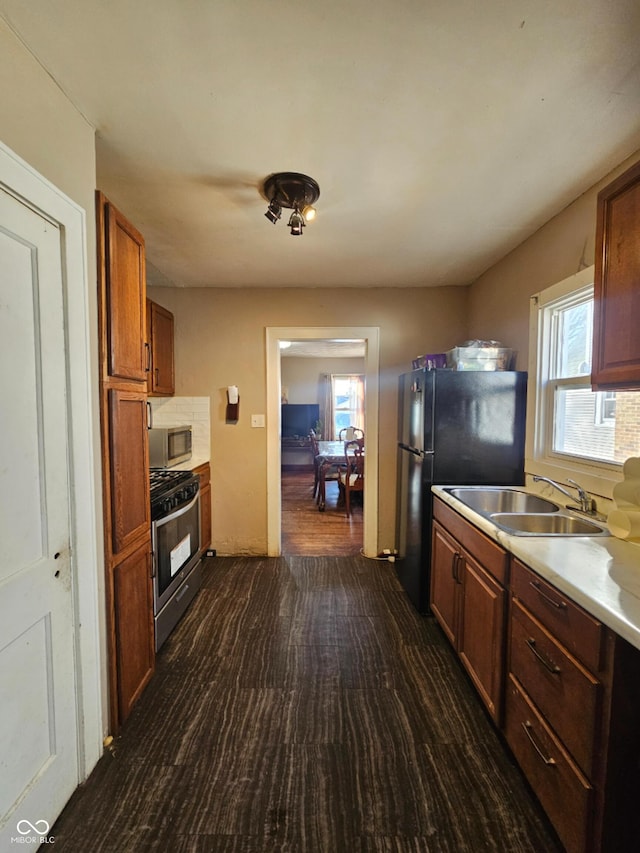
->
[431,498,508,723]
[111,538,155,722]
[506,558,640,853]
[193,461,211,554]
[504,674,593,852]
[431,499,640,852]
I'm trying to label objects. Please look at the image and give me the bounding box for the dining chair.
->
[316,456,343,511]
[338,439,364,516]
[338,426,364,441]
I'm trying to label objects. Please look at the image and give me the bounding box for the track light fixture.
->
[265,198,282,224]
[262,172,320,236]
[288,207,305,236]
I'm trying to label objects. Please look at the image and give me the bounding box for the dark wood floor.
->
[51,555,562,852]
[281,468,363,556]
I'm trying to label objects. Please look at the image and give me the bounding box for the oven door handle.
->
[154,490,200,528]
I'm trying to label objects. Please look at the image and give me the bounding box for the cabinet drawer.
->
[433,498,508,584]
[510,599,600,776]
[511,559,604,671]
[505,674,593,853]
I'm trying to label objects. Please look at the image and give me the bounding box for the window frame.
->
[526,265,623,500]
[331,373,365,437]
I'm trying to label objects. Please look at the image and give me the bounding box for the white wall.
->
[468,149,640,369]
[0,18,107,744]
[281,356,365,405]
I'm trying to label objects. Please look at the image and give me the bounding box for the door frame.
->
[266,326,380,557]
[0,140,104,779]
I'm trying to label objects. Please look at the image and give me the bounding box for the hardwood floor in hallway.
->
[281,469,363,556]
[50,555,562,852]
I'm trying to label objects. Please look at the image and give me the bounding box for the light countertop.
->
[432,485,640,652]
[170,456,210,472]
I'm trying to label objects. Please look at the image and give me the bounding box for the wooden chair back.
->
[338,426,364,441]
[339,440,364,516]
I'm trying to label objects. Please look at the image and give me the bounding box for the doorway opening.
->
[280,346,365,555]
[266,327,380,558]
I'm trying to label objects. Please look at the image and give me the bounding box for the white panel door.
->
[0,187,78,846]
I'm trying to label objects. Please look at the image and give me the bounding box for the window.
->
[530,268,640,484]
[332,374,364,437]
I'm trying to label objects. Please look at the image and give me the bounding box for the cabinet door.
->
[200,483,212,553]
[458,553,506,723]
[193,463,211,554]
[108,389,150,556]
[103,200,148,381]
[592,159,640,389]
[147,299,175,396]
[112,539,155,722]
[430,521,460,647]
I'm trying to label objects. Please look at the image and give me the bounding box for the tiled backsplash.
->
[149,397,210,461]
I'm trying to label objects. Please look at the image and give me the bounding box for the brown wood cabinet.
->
[592,158,640,390]
[108,389,150,554]
[431,498,508,723]
[112,539,155,722]
[97,192,154,732]
[101,200,148,382]
[193,462,211,554]
[147,299,175,396]
[432,498,640,851]
[506,558,640,853]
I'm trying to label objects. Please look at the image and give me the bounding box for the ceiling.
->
[280,340,366,359]
[3,1,640,290]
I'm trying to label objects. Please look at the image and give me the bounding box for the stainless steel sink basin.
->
[446,487,559,515]
[489,512,609,536]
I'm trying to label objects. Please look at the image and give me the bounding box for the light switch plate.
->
[251,414,265,428]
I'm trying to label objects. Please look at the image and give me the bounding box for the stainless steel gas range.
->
[150,468,202,651]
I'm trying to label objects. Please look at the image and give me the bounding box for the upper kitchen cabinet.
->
[96,192,148,383]
[592,159,640,390]
[147,299,175,396]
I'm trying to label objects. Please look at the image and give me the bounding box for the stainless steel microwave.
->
[148,425,192,468]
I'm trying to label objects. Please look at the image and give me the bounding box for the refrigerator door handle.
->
[399,443,428,456]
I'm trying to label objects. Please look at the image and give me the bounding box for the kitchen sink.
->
[446,487,559,515]
[489,512,609,537]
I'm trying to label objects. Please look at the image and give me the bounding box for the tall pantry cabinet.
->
[96,192,155,732]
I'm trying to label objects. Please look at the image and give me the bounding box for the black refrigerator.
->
[396,368,527,612]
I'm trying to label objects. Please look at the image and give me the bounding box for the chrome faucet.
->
[533,475,595,514]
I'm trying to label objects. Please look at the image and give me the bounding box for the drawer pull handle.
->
[529,580,567,610]
[526,637,561,674]
[522,720,557,766]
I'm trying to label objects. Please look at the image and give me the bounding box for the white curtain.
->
[320,374,334,440]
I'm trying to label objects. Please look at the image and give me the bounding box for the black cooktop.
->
[150,468,199,520]
[149,467,193,499]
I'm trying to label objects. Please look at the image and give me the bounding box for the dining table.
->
[316,440,351,464]
[315,439,364,511]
